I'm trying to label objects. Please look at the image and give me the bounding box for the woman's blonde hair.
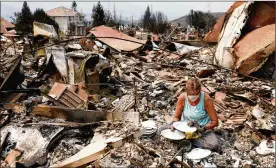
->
[186,77,201,91]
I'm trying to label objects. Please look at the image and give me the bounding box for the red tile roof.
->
[0,17,15,34]
[46,6,85,17]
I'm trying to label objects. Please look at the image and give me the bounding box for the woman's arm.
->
[204,94,218,130]
[172,93,185,122]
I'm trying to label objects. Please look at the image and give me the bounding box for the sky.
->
[1,1,233,22]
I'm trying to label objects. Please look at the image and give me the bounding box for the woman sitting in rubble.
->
[164,78,219,150]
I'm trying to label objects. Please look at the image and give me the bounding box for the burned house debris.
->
[0,17,17,37]
[0,1,275,168]
[204,1,276,79]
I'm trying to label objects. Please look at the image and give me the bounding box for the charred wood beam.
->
[0,132,10,153]
[0,88,41,94]
[31,105,107,123]
[21,122,100,128]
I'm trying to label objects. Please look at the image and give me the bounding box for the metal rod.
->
[133,78,137,112]
[164,147,184,168]
[0,88,41,93]
[181,148,184,168]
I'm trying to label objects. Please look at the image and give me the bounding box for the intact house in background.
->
[46,6,86,36]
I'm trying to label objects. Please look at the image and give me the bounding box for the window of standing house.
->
[79,17,82,21]
[69,17,72,21]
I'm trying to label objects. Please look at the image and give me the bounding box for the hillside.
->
[170,12,224,26]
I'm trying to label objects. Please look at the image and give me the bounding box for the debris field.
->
[0,1,275,168]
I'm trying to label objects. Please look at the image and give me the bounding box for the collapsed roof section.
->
[87,25,146,52]
[235,24,275,75]
[203,1,275,43]
[0,17,17,36]
[203,2,245,43]
[214,1,253,69]
[203,1,276,77]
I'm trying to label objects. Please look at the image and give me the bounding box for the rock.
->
[147,159,153,165]
[153,90,163,96]
[252,106,265,119]
[234,141,252,152]
[213,154,231,167]
[90,94,101,102]
[156,100,167,108]
[154,157,159,164]
[218,114,227,121]
[148,110,158,117]
[133,155,143,162]
[110,151,117,158]
[150,162,158,167]
[120,62,128,69]
[272,98,276,106]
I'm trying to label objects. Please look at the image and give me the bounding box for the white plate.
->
[160,129,185,140]
[144,129,156,135]
[186,148,211,160]
[141,120,157,129]
[259,140,275,150]
[173,121,197,133]
[256,140,275,155]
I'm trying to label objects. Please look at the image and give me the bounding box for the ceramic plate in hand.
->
[160,129,185,140]
[173,121,197,133]
[186,148,211,160]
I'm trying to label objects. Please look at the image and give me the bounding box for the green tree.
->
[113,3,117,24]
[72,1,77,11]
[142,5,151,30]
[155,11,169,34]
[92,2,105,27]
[13,1,33,35]
[104,9,116,27]
[204,12,217,31]
[148,12,156,33]
[139,7,169,34]
[33,8,59,34]
[186,10,216,32]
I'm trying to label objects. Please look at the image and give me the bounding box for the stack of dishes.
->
[141,120,157,138]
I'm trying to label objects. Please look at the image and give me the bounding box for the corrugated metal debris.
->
[214,1,253,69]
[33,21,58,39]
[45,46,68,79]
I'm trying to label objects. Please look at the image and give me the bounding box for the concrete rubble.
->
[0,7,276,168]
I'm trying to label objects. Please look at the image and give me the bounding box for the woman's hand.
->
[170,121,175,131]
[171,93,186,126]
[204,94,219,130]
[187,121,206,133]
[170,125,175,131]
